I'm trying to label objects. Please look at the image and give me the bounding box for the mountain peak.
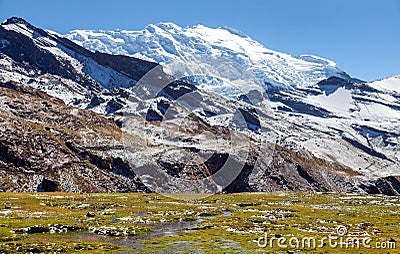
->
[145,22,182,32]
[156,22,181,28]
[2,17,30,26]
[66,23,350,90]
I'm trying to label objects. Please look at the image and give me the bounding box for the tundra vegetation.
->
[0,192,398,253]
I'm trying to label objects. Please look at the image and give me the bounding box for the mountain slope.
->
[0,81,149,192]
[2,81,399,195]
[0,17,158,114]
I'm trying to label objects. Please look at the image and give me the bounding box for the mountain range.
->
[1,17,399,195]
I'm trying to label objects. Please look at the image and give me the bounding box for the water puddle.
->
[93,210,232,249]
[112,219,201,248]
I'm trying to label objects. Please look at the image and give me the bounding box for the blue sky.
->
[1,0,399,81]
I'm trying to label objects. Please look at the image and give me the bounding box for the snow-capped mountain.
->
[1,17,400,194]
[66,22,350,94]
[64,22,400,180]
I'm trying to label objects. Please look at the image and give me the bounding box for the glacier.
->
[66,22,351,94]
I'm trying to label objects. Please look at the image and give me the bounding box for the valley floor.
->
[0,192,398,253]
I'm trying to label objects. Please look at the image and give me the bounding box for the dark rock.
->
[157,80,196,101]
[37,178,59,192]
[317,76,355,95]
[24,225,49,234]
[86,212,96,217]
[296,164,317,186]
[238,107,261,131]
[146,108,163,121]
[87,95,106,109]
[359,183,380,194]
[269,90,335,118]
[106,99,124,114]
